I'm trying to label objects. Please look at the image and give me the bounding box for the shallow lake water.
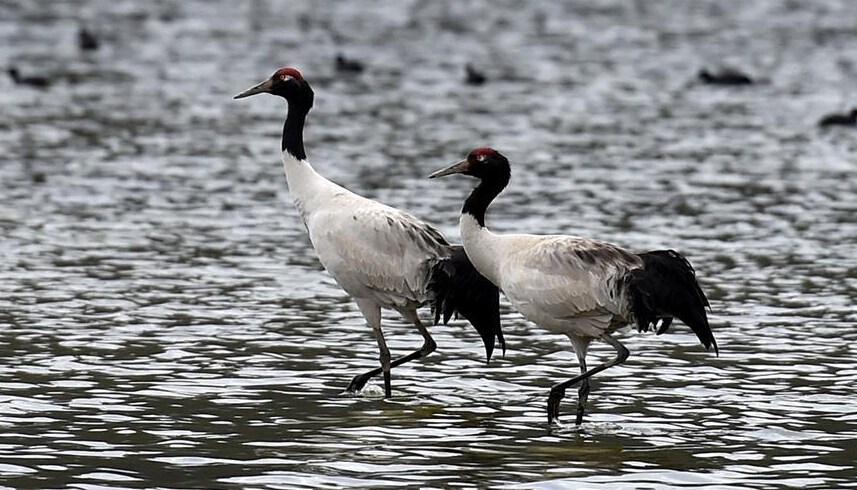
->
[1,0,856,488]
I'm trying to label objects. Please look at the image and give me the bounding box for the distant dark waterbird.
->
[698,68,754,85]
[78,27,99,51]
[818,108,857,127]
[234,68,503,398]
[335,54,364,74]
[465,63,486,86]
[430,147,718,426]
[7,67,51,88]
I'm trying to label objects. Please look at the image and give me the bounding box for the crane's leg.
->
[547,334,629,425]
[574,353,590,425]
[346,299,392,397]
[345,307,436,395]
[393,308,437,365]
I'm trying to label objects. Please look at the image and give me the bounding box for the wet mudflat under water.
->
[1,0,856,488]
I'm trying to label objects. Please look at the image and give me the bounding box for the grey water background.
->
[2,0,856,488]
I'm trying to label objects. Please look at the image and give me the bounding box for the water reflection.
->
[2,0,857,488]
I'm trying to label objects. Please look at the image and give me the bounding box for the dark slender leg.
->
[345,299,390,396]
[345,307,436,395]
[575,358,590,426]
[375,323,393,397]
[547,334,629,425]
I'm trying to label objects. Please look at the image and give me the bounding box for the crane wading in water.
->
[430,147,717,425]
[234,69,503,398]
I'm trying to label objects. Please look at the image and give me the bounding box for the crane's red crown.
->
[470,147,498,159]
[274,67,304,81]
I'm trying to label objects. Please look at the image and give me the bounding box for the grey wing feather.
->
[502,236,642,321]
[309,203,451,306]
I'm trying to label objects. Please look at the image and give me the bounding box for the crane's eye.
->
[280,74,293,82]
[476,154,487,162]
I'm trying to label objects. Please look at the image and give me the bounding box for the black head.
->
[234,67,313,106]
[850,108,857,119]
[429,147,509,180]
[429,147,511,226]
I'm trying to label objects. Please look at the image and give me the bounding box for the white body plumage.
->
[283,151,449,311]
[460,214,639,344]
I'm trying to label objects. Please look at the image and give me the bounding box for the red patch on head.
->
[471,147,497,158]
[273,67,303,80]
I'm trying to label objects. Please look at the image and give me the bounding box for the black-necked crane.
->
[430,147,718,425]
[234,68,503,397]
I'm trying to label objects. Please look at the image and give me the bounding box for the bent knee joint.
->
[378,350,391,366]
[423,338,437,353]
[578,379,590,398]
[617,346,630,363]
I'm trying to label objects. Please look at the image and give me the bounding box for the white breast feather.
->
[303,190,450,308]
[281,152,455,308]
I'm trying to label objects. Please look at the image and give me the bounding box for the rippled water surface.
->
[2,0,857,488]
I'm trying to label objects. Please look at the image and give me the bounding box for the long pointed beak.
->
[429,159,470,179]
[234,77,274,99]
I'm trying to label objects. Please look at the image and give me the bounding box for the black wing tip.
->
[688,308,718,356]
[484,338,494,364]
[482,322,507,365]
[427,246,504,364]
[469,313,503,364]
[634,249,719,355]
[704,332,720,356]
[684,303,718,357]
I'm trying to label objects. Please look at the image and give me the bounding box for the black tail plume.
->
[628,250,718,355]
[428,246,504,363]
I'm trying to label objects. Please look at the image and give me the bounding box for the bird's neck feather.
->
[281,89,313,160]
[459,213,501,286]
[462,172,509,227]
[459,172,509,287]
[282,104,308,160]
[281,150,329,224]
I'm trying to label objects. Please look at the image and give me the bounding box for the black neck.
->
[281,90,313,160]
[282,107,308,159]
[463,170,510,227]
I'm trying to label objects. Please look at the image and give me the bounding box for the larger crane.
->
[234,69,503,398]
